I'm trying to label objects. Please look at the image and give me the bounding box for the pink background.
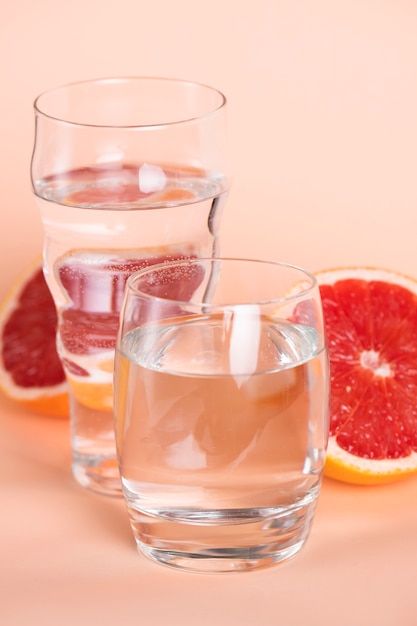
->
[2,1,417,624]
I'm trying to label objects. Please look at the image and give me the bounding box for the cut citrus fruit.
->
[0,258,69,417]
[317,266,417,484]
[149,187,196,204]
[66,355,115,412]
[67,378,113,412]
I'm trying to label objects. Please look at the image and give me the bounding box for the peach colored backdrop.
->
[2,1,417,625]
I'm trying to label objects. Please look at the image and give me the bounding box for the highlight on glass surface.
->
[114,258,330,573]
[31,77,230,496]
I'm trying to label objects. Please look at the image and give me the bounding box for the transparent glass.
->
[31,77,230,496]
[114,258,330,573]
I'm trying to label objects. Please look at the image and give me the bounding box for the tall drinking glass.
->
[114,258,330,573]
[31,77,230,496]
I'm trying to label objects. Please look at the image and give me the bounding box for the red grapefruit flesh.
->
[0,259,68,417]
[317,267,417,484]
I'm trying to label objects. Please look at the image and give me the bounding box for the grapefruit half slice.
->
[317,266,417,484]
[0,258,68,417]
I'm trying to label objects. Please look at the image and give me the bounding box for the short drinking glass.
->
[114,258,330,573]
[31,77,230,496]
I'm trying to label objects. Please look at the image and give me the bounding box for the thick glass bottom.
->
[139,539,305,573]
[127,496,318,573]
[72,453,122,497]
[70,398,122,496]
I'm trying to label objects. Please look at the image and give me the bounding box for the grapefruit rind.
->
[0,257,69,417]
[316,265,417,291]
[67,378,113,412]
[0,352,68,417]
[325,438,417,485]
[64,352,114,411]
[317,265,417,485]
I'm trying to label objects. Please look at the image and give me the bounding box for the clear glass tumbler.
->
[114,258,330,573]
[31,77,230,496]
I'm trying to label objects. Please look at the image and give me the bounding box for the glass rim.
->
[125,257,318,308]
[33,76,227,129]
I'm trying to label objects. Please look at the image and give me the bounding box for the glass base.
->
[70,398,122,497]
[127,497,317,573]
[138,540,305,574]
[72,453,122,497]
